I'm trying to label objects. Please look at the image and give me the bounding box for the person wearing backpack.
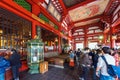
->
[96,47,115,80]
[110,49,119,80]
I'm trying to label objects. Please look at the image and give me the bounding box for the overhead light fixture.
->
[99,35,103,40]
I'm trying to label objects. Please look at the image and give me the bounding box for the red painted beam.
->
[58,0,67,12]
[61,26,68,32]
[72,32,103,38]
[112,17,120,28]
[0,1,34,22]
[58,0,67,15]
[104,0,115,14]
[58,0,68,21]
[73,15,102,24]
[86,32,103,37]
[114,26,120,33]
[68,22,74,31]
[75,41,83,43]
[71,19,101,30]
[75,39,99,43]
[67,0,96,11]
[72,23,99,31]
[89,40,99,42]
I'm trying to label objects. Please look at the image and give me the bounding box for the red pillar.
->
[31,4,41,39]
[110,27,115,48]
[74,42,76,50]
[72,39,75,50]
[84,27,88,48]
[32,22,36,39]
[103,33,107,45]
[58,36,62,54]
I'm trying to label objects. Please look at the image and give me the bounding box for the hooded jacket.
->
[0,56,10,74]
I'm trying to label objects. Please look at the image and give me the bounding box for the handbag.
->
[101,56,120,78]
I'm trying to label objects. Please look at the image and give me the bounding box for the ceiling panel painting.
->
[74,18,100,27]
[68,0,109,22]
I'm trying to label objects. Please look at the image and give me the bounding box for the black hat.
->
[11,48,17,53]
[102,47,110,53]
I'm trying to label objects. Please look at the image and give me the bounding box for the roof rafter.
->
[104,0,117,14]
[58,0,67,15]
[72,23,99,33]
[72,32,103,38]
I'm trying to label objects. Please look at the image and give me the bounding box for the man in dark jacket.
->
[9,49,21,80]
[76,48,81,66]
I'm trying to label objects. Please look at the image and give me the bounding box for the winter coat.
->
[0,56,10,74]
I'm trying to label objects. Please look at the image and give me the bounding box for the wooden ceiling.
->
[50,0,120,42]
[2,0,119,42]
[51,0,119,30]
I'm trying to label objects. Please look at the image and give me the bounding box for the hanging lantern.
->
[55,38,58,42]
[99,35,103,40]
[112,34,117,40]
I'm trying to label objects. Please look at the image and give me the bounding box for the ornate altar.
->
[27,39,44,74]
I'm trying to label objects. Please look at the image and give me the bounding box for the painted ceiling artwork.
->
[68,0,110,22]
[74,18,100,27]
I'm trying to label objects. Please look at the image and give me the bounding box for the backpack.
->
[76,51,81,57]
[101,56,120,78]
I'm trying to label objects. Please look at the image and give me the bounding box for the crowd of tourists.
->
[68,46,120,80]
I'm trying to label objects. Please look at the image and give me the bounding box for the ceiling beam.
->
[74,39,99,43]
[112,17,120,28]
[68,22,74,31]
[67,0,96,11]
[103,0,115,14]
[72,23,101,34]
[58,0,67,15]
[72,32,103,38]
[58,0,68,22]
[72,23,99,31]
[73,15,102,24]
